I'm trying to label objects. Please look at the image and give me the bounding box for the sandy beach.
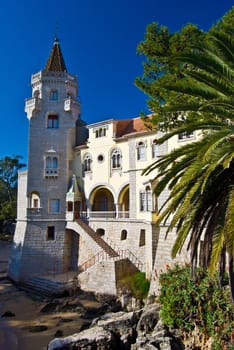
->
[0,241,104,350]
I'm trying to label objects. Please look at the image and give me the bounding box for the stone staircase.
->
[66,219,119,258]
[19,273,77,297]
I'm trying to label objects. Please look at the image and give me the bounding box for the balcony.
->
[25,97,41,113]
[81,211,130,220]
[64,97,80,112]
[44,168,58,178]
[27,208,42,217]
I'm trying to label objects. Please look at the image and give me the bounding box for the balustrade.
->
[27,207,42,216]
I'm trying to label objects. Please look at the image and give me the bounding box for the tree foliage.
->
[136,7,234,300]
[0,155,25,232]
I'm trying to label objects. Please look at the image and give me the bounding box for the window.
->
[31,192,40,208]
[47,226,55,240]
[45,156,58,177]
[111,149,122,169]
[97,154,104,163]
[178,131,194,140]
[137,141,146,160]
[152,139,157,158]
[139,229,146,246]
[96,228,105,236]
[49,199,60,213]
[47,115,59,128]
[50,90,58,101]
[95,128,106,138]
[83,154,92,172]
[140,186,152,212]
[121,229,127,240]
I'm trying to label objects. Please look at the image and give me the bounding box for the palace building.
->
[8,38,195,295]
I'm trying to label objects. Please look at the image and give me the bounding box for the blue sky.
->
[0,0,232,163]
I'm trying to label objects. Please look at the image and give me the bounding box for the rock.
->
[54,329,63,337]
[40,302,60,313]
[136,303,161,336]
[29,325,48,332]
[92,310,140,347]
[48,325,118,350]
[1,310,15,317]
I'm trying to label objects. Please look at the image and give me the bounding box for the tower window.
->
[47,115,59,128]
[45,156,58,177]
[50,90,58,101]
[49,199,60,213]
[47,226,55,240]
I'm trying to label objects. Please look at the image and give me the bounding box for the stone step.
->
[76,219,119,258]
[20,276,76,297]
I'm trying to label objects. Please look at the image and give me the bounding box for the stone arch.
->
[117,184,129,213]
[91,187,115,212]
[87,183,117,204]
[30,191,40,208]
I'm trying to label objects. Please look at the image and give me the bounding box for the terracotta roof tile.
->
[115,117,152,137]
[45,38,67,72]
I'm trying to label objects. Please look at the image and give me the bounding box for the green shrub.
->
[159,265,234,348]
[119,271,150,300]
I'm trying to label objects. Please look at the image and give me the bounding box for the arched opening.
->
[118,185,129,218]
[27,192,41,216]
[96,228,105,236]
[121,229,127,240]
[90,187,115,218]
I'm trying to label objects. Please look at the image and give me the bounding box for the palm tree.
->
[143,29,234,300]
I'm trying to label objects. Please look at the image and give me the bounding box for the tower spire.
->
[45,36,67,72]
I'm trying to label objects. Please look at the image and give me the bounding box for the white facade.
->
[8,39,196,294]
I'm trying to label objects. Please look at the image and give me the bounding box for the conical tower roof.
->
[45,37,67,72]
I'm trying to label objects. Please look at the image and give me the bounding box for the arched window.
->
[111,149,122,169]
[45,155,58,177]
[31,192,40,208]
[96,228,105,236]
[152,139,157,158]
[33,90,40,98]
[47,114,59,128]
[121,229,127,240]
[50,90,58,101]
[83,154,92,172]
[137,141,146,161]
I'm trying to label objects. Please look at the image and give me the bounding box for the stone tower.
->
[8,38,81,281]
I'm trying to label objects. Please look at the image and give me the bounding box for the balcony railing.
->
[44,168,58,178]
[89,211,116,218]
[25,97,41,112]
[64,98,80,112]
[27,208,42,216]
[88,211,129,219]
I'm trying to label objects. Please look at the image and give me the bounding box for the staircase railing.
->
[75,218,144,273]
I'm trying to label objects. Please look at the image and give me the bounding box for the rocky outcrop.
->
[48,326,118,350]
[48,303,184,350]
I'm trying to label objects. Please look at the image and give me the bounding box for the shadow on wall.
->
[7,239,77,283]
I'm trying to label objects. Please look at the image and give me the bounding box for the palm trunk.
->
[218,246,226,288]
[228,254,234,303]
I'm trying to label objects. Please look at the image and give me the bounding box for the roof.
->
[45,37,67,72]
[114,117,153,138]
